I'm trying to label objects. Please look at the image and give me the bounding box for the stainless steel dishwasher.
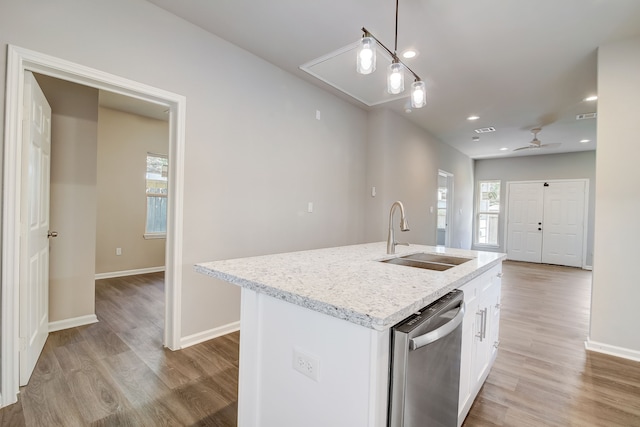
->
[388,290,465,427]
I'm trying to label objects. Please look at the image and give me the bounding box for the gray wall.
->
[0,0,368,338]
[364,109,474,249]
[0,0,476,342]
[590,35,640,354]
[474,151,596,266]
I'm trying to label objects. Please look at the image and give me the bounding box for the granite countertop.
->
[195,242,506,331]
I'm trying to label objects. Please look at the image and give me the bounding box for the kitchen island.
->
[196,242,506,427]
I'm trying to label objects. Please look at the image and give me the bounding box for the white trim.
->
[1,45,186,407]
[299,42,405,107]
[474,179,501,247]
[143,233,166,240]
[237,288,261,426]
[585,338,640,362]
[1,45,25,408]
[438,169,454,247]
[49,314,98,333]
[581,180,590,270]
[95,266,165,280]
[474,244,500,249]
[502,181,511,254]
[179,321,241,349]
[583,265,593,271]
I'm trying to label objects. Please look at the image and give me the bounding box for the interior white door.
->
[436,170,454,247]
[506,183,544,263]
[19,71,52,385]
[541,181,585,267]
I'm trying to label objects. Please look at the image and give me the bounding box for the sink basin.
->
[380,253,473,271]
[401,253,473,266]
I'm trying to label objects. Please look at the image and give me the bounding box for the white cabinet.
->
[458,274,480,418]
[237,288,391,427]
[457,264,502,426]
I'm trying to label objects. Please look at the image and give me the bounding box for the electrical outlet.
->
[293,347,319,381]
[116,247,122,256]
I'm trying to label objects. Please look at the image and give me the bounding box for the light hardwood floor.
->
[1,262,639,426]
[0,273,239,426]
[463,261,640,427]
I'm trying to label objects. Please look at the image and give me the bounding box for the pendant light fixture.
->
[356,0,426,108]
[387,61,404,94]
[411,80,426,108]
[356,36,377,74]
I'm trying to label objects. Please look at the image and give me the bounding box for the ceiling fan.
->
[513,128,561,152]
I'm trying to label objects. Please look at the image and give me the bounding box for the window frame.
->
[144,152,168,239]
[475,180,501,247]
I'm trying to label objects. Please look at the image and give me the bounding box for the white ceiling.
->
[145,0,640,159]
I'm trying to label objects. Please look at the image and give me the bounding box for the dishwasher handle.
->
[409,302,465,351]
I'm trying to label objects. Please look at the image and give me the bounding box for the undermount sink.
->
[381,253,473,271]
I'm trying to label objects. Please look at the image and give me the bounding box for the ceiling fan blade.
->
[539,143,561,149]
[513,145,537,151]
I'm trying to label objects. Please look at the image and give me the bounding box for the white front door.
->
[19,72,52,385]
[506,181,586,267]
[541,181,585,267]
[506,183,544,263]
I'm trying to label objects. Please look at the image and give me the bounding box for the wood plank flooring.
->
[0,273,239,426]
[2,262,640,426]
[463,261,640,427]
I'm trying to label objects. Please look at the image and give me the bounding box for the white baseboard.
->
[95,266,165,280]
[585,338,640,362]
[180,321,241,349]
[49,314,99,332]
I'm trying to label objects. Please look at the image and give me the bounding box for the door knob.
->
[538,228,542,231]
[47,231,58,238]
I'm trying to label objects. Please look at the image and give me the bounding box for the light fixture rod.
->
[361,27,421,82]
[394,0,399,54]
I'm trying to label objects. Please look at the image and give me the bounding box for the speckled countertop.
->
[195,242,506,331]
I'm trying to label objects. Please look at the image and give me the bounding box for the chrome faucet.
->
[387,201,410,254]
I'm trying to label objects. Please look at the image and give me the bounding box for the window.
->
[145,153,168,238]
[476,180,500,246]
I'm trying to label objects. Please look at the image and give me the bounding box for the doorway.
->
[437,170,454,247]
[1,45,186,407]
[33,72,169,329]
[506,180,588,268]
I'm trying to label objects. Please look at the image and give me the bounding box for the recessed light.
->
[584,95,598,102]
[467,115,480,121]
[401,49,418,59]
[499,147,508,151]
[580,139,590,143]
[472,136,480,142]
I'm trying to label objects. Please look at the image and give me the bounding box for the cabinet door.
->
[458,280,479,415]
[473,275,495,385]
[487,272,502,361]
[457,264,503,427]
[470,267,503,391]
